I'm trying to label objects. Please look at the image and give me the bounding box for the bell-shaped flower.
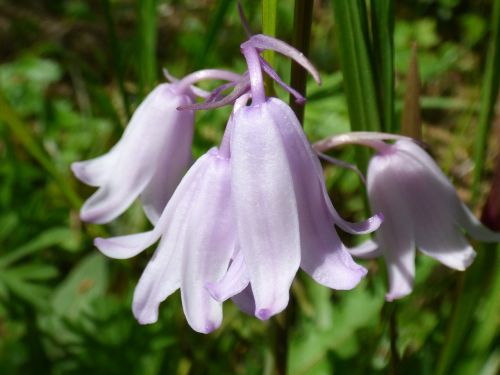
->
[206,97,381,320]
[72,83,194,224]
[351,139,500,301]
[204,35,381,320]
[73,69,240,224]
[94,146,235,333]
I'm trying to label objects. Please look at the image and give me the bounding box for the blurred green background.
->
[0,0,499,374]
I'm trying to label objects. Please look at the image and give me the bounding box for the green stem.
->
[262,0,277,94]
[389,303,400,375]
[0,94,82,210]
[289,0,314,125]
[472,0,500,204]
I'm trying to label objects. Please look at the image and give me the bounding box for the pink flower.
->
[91,36,381,332]
[207,97,380,319]
[72,70,240,224]
[351,140,500,301]
[72,83,194,224]
[94,146,235,333]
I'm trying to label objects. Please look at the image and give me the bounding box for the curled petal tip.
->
[79,209,102,224]
[137,316,156,325]
[256,308,272,321]
[244,34,321,84]
[133,303,158,325]
[200,321,218,334]
[385,290,410,302]
[204,282,222,302]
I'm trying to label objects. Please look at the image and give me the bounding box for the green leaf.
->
[0,228,81,269]
[51,253,108,319]
[370,0,394,132]
[0,94,82,209]
[194,0,234,69]
[331,0,382,133]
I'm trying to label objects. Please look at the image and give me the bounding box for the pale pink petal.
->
[71,147,120,187]
[131,154,214,324]
[93,153,210,259]
[77,84,194,224]
[205,248,249,302]
[231,101,301,320]
[140,107,194,224]
[399,152,477,271]
[132,236,182,324]
[456,202,500,242]
[270,98,367,290]
[94,231,156,259]
[180,152,235,333]
[367,153,416,301]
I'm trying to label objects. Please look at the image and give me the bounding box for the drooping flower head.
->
[203,35,382,319]
[320,138,500,301]
[92,34,382,332]
[72,70,240,224]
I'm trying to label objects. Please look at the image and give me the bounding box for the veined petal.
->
[267,99,381,235]
[79,84,194,224]
[269,98,366,290]
[130,154,213,324]
[301,230,367,290]
[180,151,235,333]
[205,248,250,302]
[367,153,416,301]
[132,235,183,325]
[94,231,156,259]
[398,153,476,271]
[231,100,301,320]
[94,152,210,259]
[141,104,194,224]
[71,146,120,187]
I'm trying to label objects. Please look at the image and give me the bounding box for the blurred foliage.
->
[0,0,498,374]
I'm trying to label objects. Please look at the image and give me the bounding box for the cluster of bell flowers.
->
[73,34,500,333]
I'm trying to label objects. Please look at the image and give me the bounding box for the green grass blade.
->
[137,0,158,97]
[370,0,394,132]
[101,0,131,119]
[472,0,500,204]
[195,0,234,69]
[0,94,82,209]
[455,249,500,375]
[435,244,498,375]
[289,0,314,125]
[331,0,382,132]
